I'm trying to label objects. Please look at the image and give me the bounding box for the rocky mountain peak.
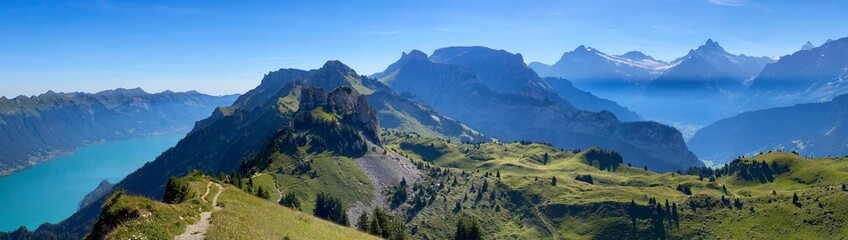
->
[574,45,591,52]
[696,38,727,54]
[620,51,654,61]
[96,88,148,97]
[801,41,815,51]
[404,50,429,60]
[318,60,358,76]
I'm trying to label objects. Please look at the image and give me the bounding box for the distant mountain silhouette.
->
[532,39,774,126]
[801,41,815,51]
[530,45,667,94]
[647,39,774,97]
[743,37,848,111]
[691,93,848,165]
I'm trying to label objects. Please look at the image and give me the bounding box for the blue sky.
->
[1,0,845,97]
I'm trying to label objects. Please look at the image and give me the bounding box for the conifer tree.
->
[357,212,369,231]
[454,215,482,240]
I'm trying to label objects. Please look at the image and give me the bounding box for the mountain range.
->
[377,46,700,171]
[531,39,775,126]
[647,39,774,97]
[529,45,668,93]
[742,37,848,111]
[0,89,238,176]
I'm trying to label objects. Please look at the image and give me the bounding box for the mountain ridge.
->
[691,92,848,165]
[742,37,848,111]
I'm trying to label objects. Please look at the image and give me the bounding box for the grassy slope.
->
[96,175,376,240]
[99,175,213,239]
[384,133,848,239]
[255,151,374,213]
[377,106,469,142]
[208,184,377,240]
[691,153,848,239]
[345,75,376,95]
[388,135,700,205]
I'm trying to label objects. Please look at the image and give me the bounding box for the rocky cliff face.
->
[296,86,381,145]
[430,46,555,97]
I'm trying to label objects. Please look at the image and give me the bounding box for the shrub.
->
[85,190,138,240]
[163,177,195,204]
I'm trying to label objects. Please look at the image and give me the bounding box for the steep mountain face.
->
[530,46,667,92]
[367,91,487,142]
[370,50,429,83]
[246,86,382,166]
[229,68,313,112]
[430,46,556,97]
[381,47,701,172]
[647,39,774,96]
[429,46,641,118]
[690,93,848,165]
[743,37,848,111]
[198,61,485,143]
[542,77,642,121]
[0,89,238,176]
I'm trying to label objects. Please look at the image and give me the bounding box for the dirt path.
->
[200,182,212,201]
[275,180,307,202]
[532,205,559,239]
[175,182,224,240]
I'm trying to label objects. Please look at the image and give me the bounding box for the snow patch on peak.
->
[563,46,669,73]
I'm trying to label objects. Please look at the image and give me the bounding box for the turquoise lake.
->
[0,136,182,232]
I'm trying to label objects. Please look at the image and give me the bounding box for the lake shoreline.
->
[0,131,189,178]
[0,135,183,232]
